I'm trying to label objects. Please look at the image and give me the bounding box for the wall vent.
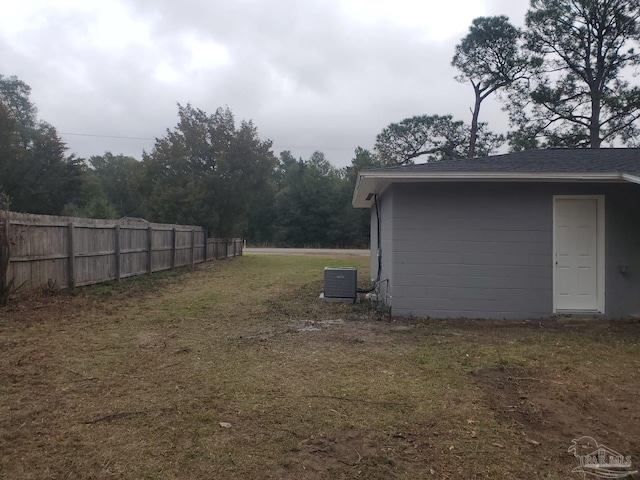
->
[323,267,357,301]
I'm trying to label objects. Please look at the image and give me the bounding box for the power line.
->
[59,132,155,140]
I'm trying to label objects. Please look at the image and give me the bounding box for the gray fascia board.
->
[622,173,640,185]
[352,171,630,208]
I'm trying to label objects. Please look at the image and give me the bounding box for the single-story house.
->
[352,149,640,319]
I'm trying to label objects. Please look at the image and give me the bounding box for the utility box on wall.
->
[323,267,357,302]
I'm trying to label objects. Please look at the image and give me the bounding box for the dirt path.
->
[245,247,370,256]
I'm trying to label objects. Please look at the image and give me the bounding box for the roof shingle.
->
[374,148,640,175]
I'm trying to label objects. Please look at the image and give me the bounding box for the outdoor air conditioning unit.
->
[323,267,357,303]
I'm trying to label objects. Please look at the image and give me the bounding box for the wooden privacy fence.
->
[2,211,242,292]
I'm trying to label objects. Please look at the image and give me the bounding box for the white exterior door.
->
[553,197,604,313]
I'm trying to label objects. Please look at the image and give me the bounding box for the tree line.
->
[2,0,640,246]
[0,83,378,245]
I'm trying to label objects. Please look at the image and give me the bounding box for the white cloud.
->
[1,0,532,166]
[339,0,487,41]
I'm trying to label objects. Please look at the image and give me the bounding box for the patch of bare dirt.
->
[280,428,388,479]
[473,363,640,477]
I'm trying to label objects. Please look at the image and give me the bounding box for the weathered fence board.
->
[2,212,242,293]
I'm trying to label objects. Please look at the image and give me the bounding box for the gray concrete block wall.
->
[604,184,640,316]
[372,181,640,319]
[387,183,554,318]
[370,207,378,280]
[377,192,395,304]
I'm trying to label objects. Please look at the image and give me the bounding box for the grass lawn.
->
[1,253,639,479]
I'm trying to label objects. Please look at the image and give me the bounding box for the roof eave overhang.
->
[352,171,639,208]
[622,173,640,185]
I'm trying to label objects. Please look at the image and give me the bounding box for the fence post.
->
[147,226,153,274]
[0,212,11,304]
[171,228,176,270]
[203,231,207,262]
[190,230,195,268]
[114,225,121,282]
[68,223,75,288]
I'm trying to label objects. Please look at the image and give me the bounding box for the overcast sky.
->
[1,0,530,167]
